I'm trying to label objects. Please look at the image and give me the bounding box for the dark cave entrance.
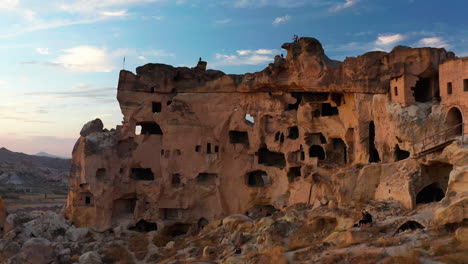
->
[287,166,301,183]
[129,219,158,232]
[246,170,269,187]
[287,126,299,139]
[309,145,325,160]
[394,144,410,161]
[229,131,249,145]
[412,78,433,103]
[368,121,380,163]
[416,183,445,204]
[445,107,463,136]
[136,122,163,135]
[258,147,286,168]
[130,168,154,181]
[163,223,191,237]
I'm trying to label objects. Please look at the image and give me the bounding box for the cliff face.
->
[65,37,466,232]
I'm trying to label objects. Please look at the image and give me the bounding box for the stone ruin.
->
[65,37,468,233]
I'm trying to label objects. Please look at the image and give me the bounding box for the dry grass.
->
[436,252,468,264]
[368,235,405,247]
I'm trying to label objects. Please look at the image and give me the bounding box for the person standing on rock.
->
[293,35,299,43]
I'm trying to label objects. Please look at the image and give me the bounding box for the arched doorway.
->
[445,107,463,136]
[416,183,445,204]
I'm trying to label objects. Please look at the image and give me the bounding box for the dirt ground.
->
[3,192,67,213]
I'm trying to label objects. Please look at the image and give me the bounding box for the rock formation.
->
[65,37,467,238]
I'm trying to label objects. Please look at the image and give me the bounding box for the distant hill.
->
[0,147,71,192]
[0,147,70,170]
[34,152,69,160]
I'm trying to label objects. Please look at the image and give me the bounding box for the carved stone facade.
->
[65,38,466,231]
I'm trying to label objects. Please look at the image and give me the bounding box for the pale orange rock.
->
[65,37,467,233]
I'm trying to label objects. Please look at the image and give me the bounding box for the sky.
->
[0,0,467,157]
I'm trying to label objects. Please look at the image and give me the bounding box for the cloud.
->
[54,46,114,72]
[330,0,359,12]
[272,15,290,25]
[236,49,277,56]
[101,10,128,17]
[233,0,311,8]
[215,18,232,24]
[35,48,50,55]
[58,0,162,14]
[375,33,405,46]
[0,0,19,10]
[0,17,107,38]
[213,48,278,66]
[418,37,450,48]
[138,56,147,60]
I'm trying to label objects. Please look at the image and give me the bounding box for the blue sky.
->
[0,0,467,157]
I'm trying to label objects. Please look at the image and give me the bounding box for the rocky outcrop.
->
[65,37,466,235]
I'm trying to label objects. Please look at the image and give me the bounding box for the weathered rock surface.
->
[64,38,468,238]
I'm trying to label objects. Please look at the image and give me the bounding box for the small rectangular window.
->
[195,145,201,152]
[394,86,398,96]
[464,79,468,92]
[152,102,162,113]
[207,143,211,154]
[214,146,219,153]
[447,82,452,95]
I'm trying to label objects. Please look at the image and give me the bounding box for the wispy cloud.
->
[233,0,313,8]
[272,15,290,25]
[418,37,450,48]
[213,48,278,66]
[0,0,19,10]
[215,18,232,24]
[375,33,405,46]
[58,0,162,14]
[54,46,114,72]
[35,48,50,55]
[236,49,277,56]
[330,0,359,12]
[101,10,128,17]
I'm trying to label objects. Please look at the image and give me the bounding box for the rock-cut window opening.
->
[130,168,155,181]
[309,145,325,160]
[321,103,339,116]
[287,166,301,183]
[258,147,286,168]
[229,131,249,145]
[196,173,217,185]
[136,122,163,135]
[246,170,270,187]
[245,114,255,124]
[288,126,299,139]
[152,102,162,113]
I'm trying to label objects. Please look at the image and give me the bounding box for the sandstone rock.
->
[222,214,252,231]
[80,119,104,137]
[0,239,20,259]
[98,242,134,264]
[455,227,468,244]
[18,238,55,264]
[324,230,372,247]
[64,36,468,252]
[79,251,103,264]
[66,227,89,242]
